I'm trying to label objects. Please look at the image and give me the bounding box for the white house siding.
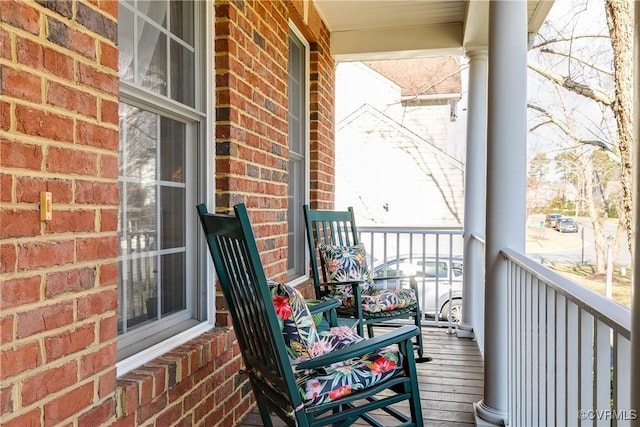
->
[335,61,465,226]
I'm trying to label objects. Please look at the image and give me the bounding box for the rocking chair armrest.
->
[307,297,341,315]
[295,325,419,370]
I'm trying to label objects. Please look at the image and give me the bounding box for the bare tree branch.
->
[539,48,614,76]
[531,34,610,50]
[528,61,612,106]
[528,103,620,163]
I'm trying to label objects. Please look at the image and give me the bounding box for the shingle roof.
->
[363,57,462,97]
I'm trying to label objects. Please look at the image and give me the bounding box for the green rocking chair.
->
[197,203,424,427]
[303,205,427,361]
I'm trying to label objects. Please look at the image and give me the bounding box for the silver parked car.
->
[555,217,579,233]
[371,256,463,323]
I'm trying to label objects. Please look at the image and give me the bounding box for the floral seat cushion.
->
[267,281,406,407]
[318,243,417,313]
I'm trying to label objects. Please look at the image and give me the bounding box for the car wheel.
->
[440,299,462,324]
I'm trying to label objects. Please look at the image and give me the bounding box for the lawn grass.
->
[546,263,631,308]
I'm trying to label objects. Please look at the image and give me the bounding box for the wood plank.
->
[237,326,485,426]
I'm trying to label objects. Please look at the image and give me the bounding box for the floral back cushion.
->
[318,243,376,301]
[317,244,417,313]
[268,281,327,363]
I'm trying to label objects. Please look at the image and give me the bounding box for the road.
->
[525,215,631,268]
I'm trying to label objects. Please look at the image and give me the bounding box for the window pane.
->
[118,255,158,332]
[160,117,185,182]
[170,0,194,45]
[138,0,167,27]
[170,40,195,107]
[137,17,167,95]
[121,105,157,180]
[118,6,134,83]
[161,186,185,248]
[160,252,186,315]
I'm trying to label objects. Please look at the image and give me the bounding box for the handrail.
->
[502,248,631,337]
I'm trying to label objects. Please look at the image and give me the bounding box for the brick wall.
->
[1,0,336,425]
[0,0,119,425]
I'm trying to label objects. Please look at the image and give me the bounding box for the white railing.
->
[357,226,464,328]
[503,249,633,427]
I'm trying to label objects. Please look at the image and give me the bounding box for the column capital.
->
[465,47,488,60]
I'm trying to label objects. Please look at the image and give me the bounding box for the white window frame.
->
[116,1,215,376]
[287,23,311,286]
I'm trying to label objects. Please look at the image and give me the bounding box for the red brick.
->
[45,146,97,176]
[17,240,74,270]
[43,382,94,427]
[0,243,16,274]
[77,397,116,426]
[100,153,118,178]
[77,120,118,150]
[0,383,12,415]
[1,66,42,103]
[77,62,118,95]
[0,314,14,345]
[99,315,117,342]
[47,16,96,60]
[0,276,40,309]
[1,101,9,131]
[44,323,95,361]
[17,301,74,338]
[0,408,41,427]
[75,181,118,205]
[99,41,118,70]
[16,37,75,81]
[99,208,117,232]
[45,267,96,298]
[16,177,73,203]
[45,209,95,234]
[99,262,117,286]
[80,342,116,379]
[0,28,10,60]
[15,106,74,143]
[47,81,98,118]
[100,99,119,125]
[77,288,117,320]
[0,138,44,170]
[76,236,117,262]
[22,360,78,406]
[0,341,42,379]
[98,0,118,18]
[0,0,40,35]
[0,173,12,202]
[98,368,117,398]
[0,209,40,238]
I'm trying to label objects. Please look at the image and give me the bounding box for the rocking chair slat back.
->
[196,204,301,407]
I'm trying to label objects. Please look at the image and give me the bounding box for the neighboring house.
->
[335,58,465,226]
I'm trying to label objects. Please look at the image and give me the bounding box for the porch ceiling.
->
[313,0,555,61]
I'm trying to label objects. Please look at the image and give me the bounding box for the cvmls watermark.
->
[577,409,638,421]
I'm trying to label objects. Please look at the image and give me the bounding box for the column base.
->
[456,322,474,339]
[474,400,507,426]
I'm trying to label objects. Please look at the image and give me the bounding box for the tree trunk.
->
[582,154,607,273]
[604,0,634,254]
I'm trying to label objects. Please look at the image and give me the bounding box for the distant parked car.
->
[371,256,463,323]
[555,217,579,233]
[545,214,563,228]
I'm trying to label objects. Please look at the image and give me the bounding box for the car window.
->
[417,261,447,278]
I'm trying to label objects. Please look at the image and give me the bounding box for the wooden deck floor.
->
[238,326,484,426]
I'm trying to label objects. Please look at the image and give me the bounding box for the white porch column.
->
[631,0,640,418]
[475,1,528,426]
[457,49,487,340]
